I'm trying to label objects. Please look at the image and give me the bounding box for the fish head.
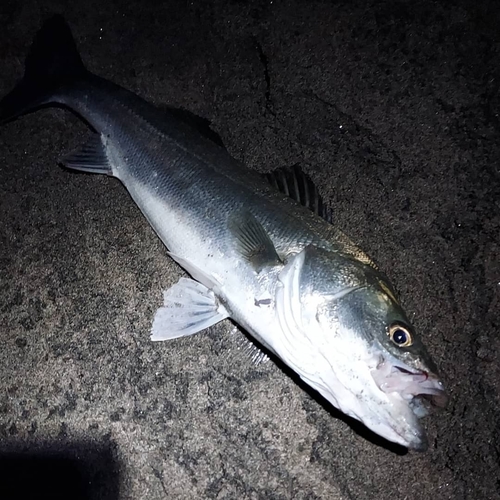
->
[275,245,447,451]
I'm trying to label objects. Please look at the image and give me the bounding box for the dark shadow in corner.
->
[0,440,120,500]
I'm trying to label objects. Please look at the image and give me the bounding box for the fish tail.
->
[0,15,87,123]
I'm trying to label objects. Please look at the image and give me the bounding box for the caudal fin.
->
[0,15,87,123]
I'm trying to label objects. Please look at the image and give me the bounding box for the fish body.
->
[0,16,446,450]
[60,73,357,352]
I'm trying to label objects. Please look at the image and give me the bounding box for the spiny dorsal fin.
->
[265,165,333,223]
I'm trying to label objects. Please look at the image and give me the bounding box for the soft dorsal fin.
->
[265,165,333,223]
[162,106,225,147]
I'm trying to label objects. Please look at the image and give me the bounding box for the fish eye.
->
[388,324,413,347]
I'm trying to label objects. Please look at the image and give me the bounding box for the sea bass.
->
[0,16,446,450]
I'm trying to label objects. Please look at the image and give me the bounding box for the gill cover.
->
[274,246,375,414]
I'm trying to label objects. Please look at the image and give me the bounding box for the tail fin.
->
[0,15,87,123]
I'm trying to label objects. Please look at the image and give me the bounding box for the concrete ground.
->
[0,0,498,498]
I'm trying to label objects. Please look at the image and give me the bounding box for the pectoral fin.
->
[151,278,229,341]
[228,211,281,272]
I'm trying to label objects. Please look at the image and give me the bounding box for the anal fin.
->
[151,278,229,341]
[62,133,112,175]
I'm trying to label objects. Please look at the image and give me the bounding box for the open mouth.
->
[371,359,448,412]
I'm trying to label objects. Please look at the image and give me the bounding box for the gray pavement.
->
[0,1,498,498]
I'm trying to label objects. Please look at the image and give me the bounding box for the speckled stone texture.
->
[0,1,498,499]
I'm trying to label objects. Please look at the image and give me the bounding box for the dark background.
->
[0,0,499,498]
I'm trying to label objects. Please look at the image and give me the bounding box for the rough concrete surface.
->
[0,0,499,499]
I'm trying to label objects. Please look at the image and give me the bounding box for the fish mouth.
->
[368,356,447,450]
[372,357,448,413]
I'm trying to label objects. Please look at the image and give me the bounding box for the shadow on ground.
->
[0,441,119,500]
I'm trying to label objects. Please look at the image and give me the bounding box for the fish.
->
[0,16,447,451]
